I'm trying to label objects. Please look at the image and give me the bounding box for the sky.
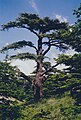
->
[0,0,81,74]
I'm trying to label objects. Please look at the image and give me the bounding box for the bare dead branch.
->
[20,72,32,84]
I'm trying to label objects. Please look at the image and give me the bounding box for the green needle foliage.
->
[0,40,37,52]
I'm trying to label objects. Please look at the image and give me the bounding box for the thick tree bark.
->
[34,37,44,101]
[34,60,43,101]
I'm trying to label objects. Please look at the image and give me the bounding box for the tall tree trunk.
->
[34,37,43,102]
[34,60,43,101]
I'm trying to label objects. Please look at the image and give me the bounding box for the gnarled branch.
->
[42,63,59,76]
[20,72,32,84]
[43,39,51,56]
